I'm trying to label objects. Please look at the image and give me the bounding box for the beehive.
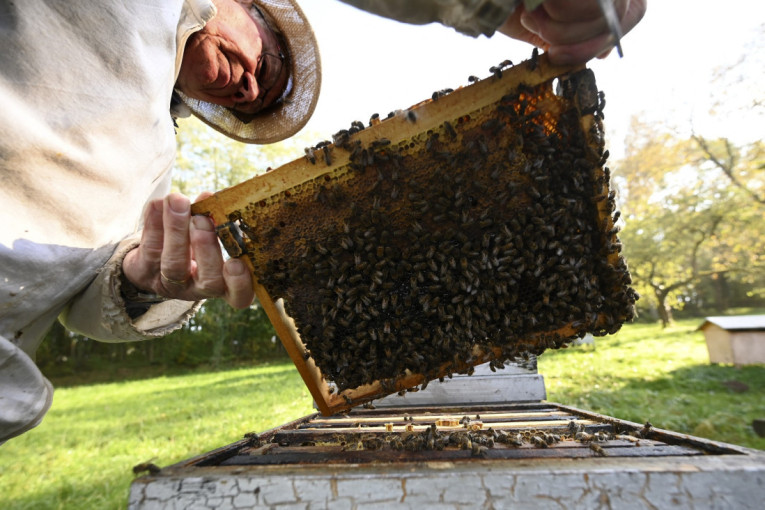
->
[191,53,638,415]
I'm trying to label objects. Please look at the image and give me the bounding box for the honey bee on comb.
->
[191,52,638,414]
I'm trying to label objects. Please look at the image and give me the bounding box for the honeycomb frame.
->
[191,53,637,415]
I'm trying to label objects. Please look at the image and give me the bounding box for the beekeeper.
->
[0,0,644,444]
[0,0,321,444]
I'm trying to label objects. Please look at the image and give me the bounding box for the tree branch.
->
[692,134,765,204]
[690,215,723,277]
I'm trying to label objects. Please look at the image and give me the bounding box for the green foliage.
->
[615,117,765,324]
[173,116,321,197]
[180,300,283,367]
[37,303,284,377]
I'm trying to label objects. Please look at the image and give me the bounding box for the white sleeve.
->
[339,0,527,37]
[0,334,54,444]
[59,236,203,343]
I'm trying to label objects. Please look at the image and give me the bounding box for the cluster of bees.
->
[300,419,644,457]
[358,423,495,457]
[253,62,637,393]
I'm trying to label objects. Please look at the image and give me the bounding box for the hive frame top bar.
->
[192,54,582,221]
[191,54,596,415]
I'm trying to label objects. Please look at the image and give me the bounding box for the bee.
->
[406,110,417,123]
[614,434,641,445]
[589,443,606,456]
[443,120,457,139]
[471,443,489,458]
[332,129,351,148]
[132,461,161,476]
[304,147,316,164]
[477,137,489,154]
[528,47,539,70]
[468,75,479,83]
[599,149,610,166]
[597,90,607,117]
[531,435,548,448]
[481,118,502,133]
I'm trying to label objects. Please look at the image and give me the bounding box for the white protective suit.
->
[0,0,536,444]
[0,0,215,443]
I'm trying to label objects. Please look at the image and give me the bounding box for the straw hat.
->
[176,0,321,144]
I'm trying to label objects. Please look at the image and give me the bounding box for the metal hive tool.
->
[191,53,638,415]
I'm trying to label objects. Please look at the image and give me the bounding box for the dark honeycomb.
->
[217,63,637,395]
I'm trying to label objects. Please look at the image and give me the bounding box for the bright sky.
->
[290,0,764,161]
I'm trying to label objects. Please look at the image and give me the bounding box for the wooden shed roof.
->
[698,315,765,331]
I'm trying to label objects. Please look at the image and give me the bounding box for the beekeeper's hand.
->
[122,192,254,309]
[499,0,647,65]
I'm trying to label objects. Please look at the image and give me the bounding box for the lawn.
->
[0,319,763,509]
[539,318,765,450]
[0,363,316,510]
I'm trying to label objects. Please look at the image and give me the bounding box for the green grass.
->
[1,320,764,509]
[539,319,765,450]
[0,362,315,510]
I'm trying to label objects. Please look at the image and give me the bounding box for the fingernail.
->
[168,194,189,214]
[520,12,539,34]
[191,215,214,231]
[227,259,246,276]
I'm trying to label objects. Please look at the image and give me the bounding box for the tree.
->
[616,118,765,326]
[614,24,765,325]
[687,33,765,311]
[173,116,318,197]
[692,136,765,206]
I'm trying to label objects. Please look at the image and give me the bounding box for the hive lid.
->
[699,315,765,331]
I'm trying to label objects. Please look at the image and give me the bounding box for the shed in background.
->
[699,315,765,366]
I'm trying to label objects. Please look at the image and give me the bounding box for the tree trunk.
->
[654,288,674,328]
[712,272,730,312]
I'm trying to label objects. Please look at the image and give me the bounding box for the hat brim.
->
[178,0,321,145]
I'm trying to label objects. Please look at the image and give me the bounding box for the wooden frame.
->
[191,54,629,415]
